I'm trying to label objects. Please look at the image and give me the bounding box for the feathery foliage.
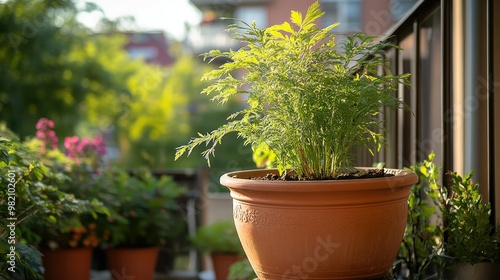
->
[175,1,410,179]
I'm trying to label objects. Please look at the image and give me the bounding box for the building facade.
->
[123,31,174,67]
[187,0,418,55]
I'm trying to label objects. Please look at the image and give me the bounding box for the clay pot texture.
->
[220,168,418,280]
[106,247,159,280]
[42,247,92,280]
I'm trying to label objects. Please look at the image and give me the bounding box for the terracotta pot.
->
[443,262,500,280]
[211,253,244,280]
[107,247,159,280]
[220,168,418,280]
[42,247,92,280]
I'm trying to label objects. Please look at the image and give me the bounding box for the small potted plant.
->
[440,171,500,279]
[16,118,109,280]
[191,220,245,280]
[1,133,68,280]
[441,171,500,261]
[98,169,186,280]
[407,153,500,279]
[419,159,500,278]
[175,2,418,279]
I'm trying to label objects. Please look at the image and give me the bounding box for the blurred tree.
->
[107,55,254,173]
[0,0,254,176]
[0,0,130,138]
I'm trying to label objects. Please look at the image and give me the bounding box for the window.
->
[391,0,419,21]
[321,0,361,32]
[234,6,267,29]
[127,47,158,60]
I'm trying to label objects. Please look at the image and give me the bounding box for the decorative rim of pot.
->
[220,168,418,192]
[221,168,418,207]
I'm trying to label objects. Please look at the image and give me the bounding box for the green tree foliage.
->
[0,0,131,138]
[110,55,254,171]
[0,0,253,175]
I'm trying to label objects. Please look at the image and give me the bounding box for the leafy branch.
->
[175,1,410,179]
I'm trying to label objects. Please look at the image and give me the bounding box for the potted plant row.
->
[176,2,418,279]
[3,118,188,280]
[96,168,187,280]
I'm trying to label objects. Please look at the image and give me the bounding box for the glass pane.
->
[320,0,361,32]
[344,2,361,30]
[391,0,420,21]
[418,7,442,165]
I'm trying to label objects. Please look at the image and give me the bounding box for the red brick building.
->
[123,31,174,67]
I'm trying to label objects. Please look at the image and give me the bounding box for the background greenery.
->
[0,0,254,178]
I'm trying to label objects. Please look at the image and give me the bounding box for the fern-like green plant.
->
[442,170,500,264]
[175,1,410,179]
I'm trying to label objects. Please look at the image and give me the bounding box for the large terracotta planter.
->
[220,168,418,280]
[211,253,245,280]
[42,247,92,280]
[107,247,159,280]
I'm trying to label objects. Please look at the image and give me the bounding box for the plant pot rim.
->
[41,247,93,252]
[220,167,418,192]
[106,246,159,252]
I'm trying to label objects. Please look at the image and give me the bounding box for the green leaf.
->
[290,10,302,26]
[281,22,295,34]
[47,215,57,224]
[422,205,436,217]
[419,165,429,177]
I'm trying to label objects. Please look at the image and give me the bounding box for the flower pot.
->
[107,247,159,280]
[443,262,500,280]
[220,168,418,280]
[42,247,92,280]
[211,253,245,280]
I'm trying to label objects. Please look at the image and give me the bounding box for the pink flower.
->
[77,138,91,154]
[36,131,45,139]
[34,118,107,169]
[35,118,55,130]
[35,118,58,150]
[64,136,80,159]
[91,136,107,157]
